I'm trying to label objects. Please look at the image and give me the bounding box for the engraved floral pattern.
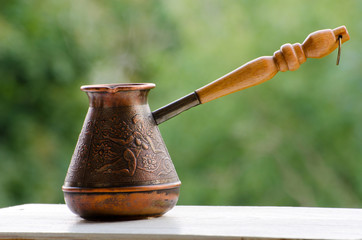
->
[65,104,178,187]
[90,110,174,177]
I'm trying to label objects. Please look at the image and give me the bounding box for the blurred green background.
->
[0,0,361,208]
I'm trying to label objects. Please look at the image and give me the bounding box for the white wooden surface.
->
[0,204,362,240]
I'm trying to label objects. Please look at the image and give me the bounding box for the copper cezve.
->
[63,26,350,220]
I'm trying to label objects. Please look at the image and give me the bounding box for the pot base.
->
[62,183,180,220]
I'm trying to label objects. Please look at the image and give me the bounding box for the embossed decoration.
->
[65,104,179,188]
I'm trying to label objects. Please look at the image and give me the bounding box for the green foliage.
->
[0,0,361,208]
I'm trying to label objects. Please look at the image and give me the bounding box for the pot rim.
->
[81,83,156,92]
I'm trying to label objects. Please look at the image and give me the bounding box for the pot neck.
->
[81,83,155,108]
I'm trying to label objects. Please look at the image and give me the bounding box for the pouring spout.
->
[152,92,201,125]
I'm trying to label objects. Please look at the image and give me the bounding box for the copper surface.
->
[63,83,180,220]
[80,83,156,92]
[62,181,181,193]
[63,184,180,220]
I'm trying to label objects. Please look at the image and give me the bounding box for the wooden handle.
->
[196,26,350,104]
[152,26,350,124]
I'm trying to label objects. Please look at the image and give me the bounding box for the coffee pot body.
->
[63,84,180,219]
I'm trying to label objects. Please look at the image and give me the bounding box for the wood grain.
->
[196,26,350,104]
